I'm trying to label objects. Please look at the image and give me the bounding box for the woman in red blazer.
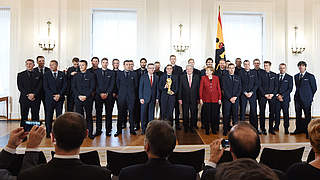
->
[200,67,222,134]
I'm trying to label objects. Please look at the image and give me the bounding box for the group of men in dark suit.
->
[17,54,317,139]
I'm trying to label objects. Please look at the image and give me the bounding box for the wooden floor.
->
[0,119,309,148]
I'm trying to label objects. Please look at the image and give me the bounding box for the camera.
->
[221,139,230,148]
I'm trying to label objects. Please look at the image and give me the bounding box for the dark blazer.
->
[117,71,138,103]
[119,158,196,180]
[221,74,242,100]
[155,70,164,78]
[276,73,293,102]
[159,74,178,96]
[17,70,42,103]
[215,68,228,86]
[239,69,259,95]
[71,71,95,101]
[0,150,41,180]
[294,72,317,107]
[235,67,244,75]
[112,69,120,95]
[18,158,111,180]
[253,68,265,97]
[201,164,287,180]
[33,67,50,75]
[139,73,159,103]
[66,66,80,94]
[43,71,67,102]
[178,74,200,103]
[95,68,115,96]
[259,71,278,96]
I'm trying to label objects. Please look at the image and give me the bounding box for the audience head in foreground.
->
[286,119,320,180]
[119,120,196,180]
[18,112,111,180]
[215,158,279,180]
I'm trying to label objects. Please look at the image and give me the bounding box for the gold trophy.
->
[166,78,174,95]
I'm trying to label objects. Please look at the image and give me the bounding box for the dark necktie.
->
[125,71,129,78]
[280,74,283,82]
[103,70,106,77]
[54,72,57,79]
[40,68,43,74]
[231,75,234,82]
[299,73,303,80]
[27,71,32,78]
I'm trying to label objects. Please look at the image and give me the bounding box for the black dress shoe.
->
[106,132,112,137]
[184,128,189,133]
[122,124,127,129]
[176,124,181,130]
[285,129,289,134]
[269,130,276,135]
[306,133,309,139]
[114,132,121,137]
[257,130,262,135]
[290,130,303,135]
[190,128,195,133]
[212,131,217,135]
[130,131,137,135]
[205,130,209,135]
[273,127,279,131]
[223,131,228,136]
[88,134,95,139]
[262,130,267,135]
[194,126,199,129]
[46,134,51,138]
[141,131,145,135]
[201,125,205,129]
[94,131,102,137]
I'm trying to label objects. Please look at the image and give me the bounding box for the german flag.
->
[215,6,225,70]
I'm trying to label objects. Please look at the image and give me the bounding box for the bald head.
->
[228,122,261,159]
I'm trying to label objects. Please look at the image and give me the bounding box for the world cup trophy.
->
[166,78,174,95]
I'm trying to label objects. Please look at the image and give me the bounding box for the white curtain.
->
[222,13,263,62]
[0,8,10,116]
[92,10,137,62]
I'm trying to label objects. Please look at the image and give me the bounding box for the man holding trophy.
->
[159,64,178,126]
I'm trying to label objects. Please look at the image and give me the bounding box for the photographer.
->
[0,126,45,180]
[201,122,286,180]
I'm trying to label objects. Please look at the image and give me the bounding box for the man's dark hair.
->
[253,58,260,63]
[91,57,99,62]
[50,60,58,65]
[166,64,173,69]
[79,60,88,66]
[215,158,279,180]
[123,60,130,65]
[140,58,147,63]
[112,59,119,63]
[228,122,261,159]
[228,63,235,67]
[72,57,79,63]
[154,61,160,64]
[226,60,231,63]
[297,61,307,67]
[145,120,176,158]
[219,59,226,63]
[264,61,272,66]
[53,112,87,151]
[170,55,176,58]
[206,58,214,63]
[279,63,286,66]
[101,58,108,62]
[25,59,34,64]
[235,58,242,62]
[36,56,45,62]
[243,60,250,64]
[147,63,154,67]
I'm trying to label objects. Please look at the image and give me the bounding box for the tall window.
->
[0,8,10,115]
[92,10,137,60]
[222,13,264,62]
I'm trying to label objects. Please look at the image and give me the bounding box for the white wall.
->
[1,0,319,119]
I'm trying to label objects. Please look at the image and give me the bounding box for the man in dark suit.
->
[110,59,121,127]
[239,60,259,131]
[66,57,80,112]
[184,58,201,75]
[43,60,67,138]
[259,61,278,135]
[292,61,317,138]
[134,58,148,131]
[33,56,51,117]
[17,59,42,127]
[72,60,95,139]
[119,120,196,180]
[164,55,182,129]
[221,63,242,136]
[115,60,138,137]
[201,122,286,180]
[139,63,159,134]
[1,126,45,180]
[94,58,115,137]
[178,64,200,133]
[154,61,164,78]
[253,58,264,134]
[159,64,178,126]
[275,63,293,134]
[234,58,244,75]
[88,57,99,126]
[18,112,111,180]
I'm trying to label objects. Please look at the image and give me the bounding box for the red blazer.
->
[199,75,221,103]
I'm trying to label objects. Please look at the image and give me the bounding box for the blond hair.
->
[308,119,320,153]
